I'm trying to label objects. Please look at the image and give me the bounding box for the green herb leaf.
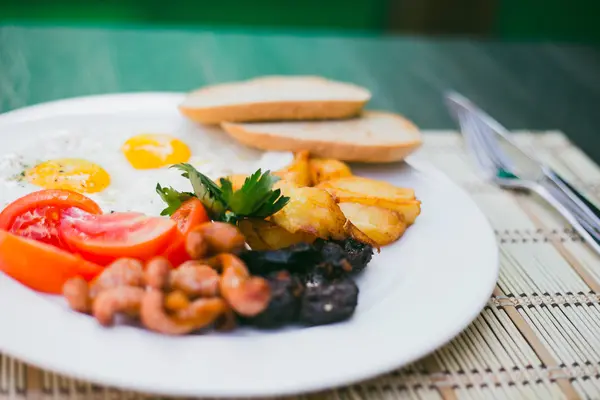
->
[170,163,226,219]
[221,169,289,217]
[155,184,194,216]
[252,189,289,218]
[158,164,290,224]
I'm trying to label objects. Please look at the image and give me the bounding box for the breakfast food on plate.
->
[0,151,419,334]
[317,176,421,225]
[0,229,104,294]
[308,157,353,185]
[26,158,112,194]
[238,219,317,251]
[0,125,292,215]
[62,223,272,334]
[0,76,423,336]
[337,203,407,246]
[240,240,370,327]
[121,133,192,169]
[273,150,312,187]
[178,76,372,124]
[221,111,422,163]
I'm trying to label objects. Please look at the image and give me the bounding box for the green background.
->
[2,0,600,43]
[2,0,387,31]
[495,0,600,43]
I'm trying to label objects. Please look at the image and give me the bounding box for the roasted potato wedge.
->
[274,150,311,187]
[318,176,415,200]
[317,176,421,224]
[238,219,316,251]
[308,158,352,185]
[271,181,347,240]
[331,191,420,225]
[339,203,407,246]
[343,220,380,250]
[383,200,420,225]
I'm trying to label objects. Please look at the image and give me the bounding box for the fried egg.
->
[26,158,111,193]
[0,117,293,216]
[122,133,191,169]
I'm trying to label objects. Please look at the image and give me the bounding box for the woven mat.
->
[2,131,600,400]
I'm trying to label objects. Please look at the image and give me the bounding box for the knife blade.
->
[445,91,600,230]
[445,92,549,181]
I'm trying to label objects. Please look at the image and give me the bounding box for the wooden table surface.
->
[1,24,600,162]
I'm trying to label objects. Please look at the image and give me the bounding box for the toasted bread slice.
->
[179,76,371,124]
[221,111,422,163]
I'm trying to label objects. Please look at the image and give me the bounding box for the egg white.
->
[0,118,293,216]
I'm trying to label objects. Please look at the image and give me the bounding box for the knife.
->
[445,92,600,234]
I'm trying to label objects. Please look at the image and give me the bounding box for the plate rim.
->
[0,92,499,398]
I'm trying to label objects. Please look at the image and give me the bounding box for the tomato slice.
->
[0,189,102,248]
[60,209,178,265]
[0,230,103,294]
[171,198,209,233]
[161,198,210,266]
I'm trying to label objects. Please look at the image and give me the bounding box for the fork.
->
[454,106,600,255]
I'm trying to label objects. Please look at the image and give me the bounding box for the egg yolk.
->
[121,134,191,170]
[26,158,111,194]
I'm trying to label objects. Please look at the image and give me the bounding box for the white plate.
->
[0,93,498,398]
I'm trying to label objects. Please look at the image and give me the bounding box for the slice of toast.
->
[221,111,422,163]
[179,76,371,124]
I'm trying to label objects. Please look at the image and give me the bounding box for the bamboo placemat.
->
[1,131,599,400]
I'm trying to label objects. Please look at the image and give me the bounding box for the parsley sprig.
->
[156,163,289,224]
[155,184,194,216]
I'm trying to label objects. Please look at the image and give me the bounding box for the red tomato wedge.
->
[161,198,210,266]
[0,189,102,249]
[0,230,103,294]
[59,208,178,265]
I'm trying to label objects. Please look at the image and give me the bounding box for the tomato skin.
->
[161,198,210,266]
[0,230,103,294]
[160,231,188,266]
[172,198,209,232]
[0,189,102,229]
[0,190,103,249]
[60,210,178,265]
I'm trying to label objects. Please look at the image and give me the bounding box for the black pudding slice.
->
[239,242,320,276]
[245,271,304,329]
[342,238,373,273]
[299,276,359,326]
